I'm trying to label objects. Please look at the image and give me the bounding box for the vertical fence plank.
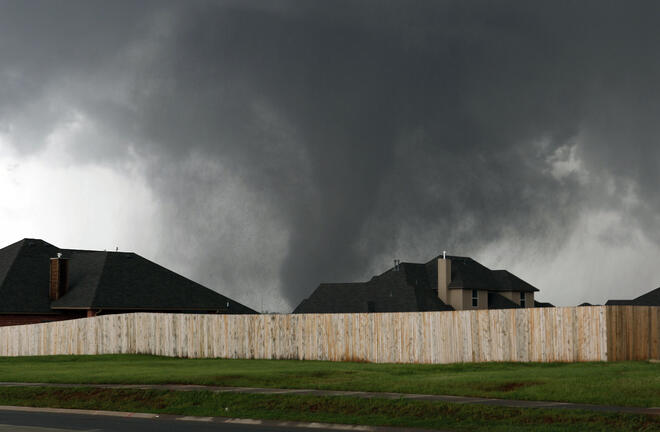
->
[0,306,656,363]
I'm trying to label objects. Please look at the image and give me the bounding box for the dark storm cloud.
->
[0,1,156,152]
[3,1,660,308]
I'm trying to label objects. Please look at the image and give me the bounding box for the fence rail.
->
[0,306,657,363]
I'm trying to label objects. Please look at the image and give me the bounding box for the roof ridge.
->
[132,252,232,298]
[424,254,473,266]
[0,239,26,290]
[321,281,365,286]
[89,251,110,308]
[636,286,660,298]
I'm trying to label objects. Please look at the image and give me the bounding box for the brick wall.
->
[0,314,76,327]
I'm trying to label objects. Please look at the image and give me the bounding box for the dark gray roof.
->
[424,255,538,292]
[605,300,635,305]
[292,283,371,313]
[633,287,660,305]
[534,300,555,308]
[0,239,60,314]
[444,257,500,291]
[0,238,256,314]
[606,287,660,306]
[488,292,521,309]
[293,262,454,314]
[491,270,539,293]
[294,254,540,314]
[0,239,22,289]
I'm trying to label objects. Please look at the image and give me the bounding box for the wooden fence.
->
[0,306,657,363]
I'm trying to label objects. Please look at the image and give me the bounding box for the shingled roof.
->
[488,292,521,309]
[490,270,539,293]
[0,238,256,314]
[0,239,59,313]
[293,262,453,314]
[534,300,555,308]
[606,287,660,306]
[293,254,539,314]
[423,255,538,293]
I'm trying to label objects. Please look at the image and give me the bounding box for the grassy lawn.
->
[0,355,657,407]
[0,386,657,432]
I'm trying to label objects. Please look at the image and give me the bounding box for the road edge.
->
[0,404,447,432]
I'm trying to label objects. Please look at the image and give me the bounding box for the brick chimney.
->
[49,253,69,300]
[437,253,451,304]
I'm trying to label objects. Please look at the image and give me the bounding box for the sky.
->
[2,0,660,312]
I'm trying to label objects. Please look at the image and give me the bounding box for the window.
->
[520,292,526,307]
[471,289,478,307]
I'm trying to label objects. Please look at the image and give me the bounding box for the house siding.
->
[449,289,488,310]
[525,292,534,308]
[499,291,535,308]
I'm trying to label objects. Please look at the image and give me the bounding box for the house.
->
[605,287,660,306]
[0,238,256,326]
[293,254,540,313]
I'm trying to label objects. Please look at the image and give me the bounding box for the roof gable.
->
[52,251,255,313]
[491,270,539,293]
[0,239,24,289]
[448,257,499,290]
[606,287,660,306]
[633,287,660,305]
[488,292,521,309]
[292,283,369,313]
[0,239,60,313]
[365,265,426,312]
[0,238,256,314]
[103,252,247,310]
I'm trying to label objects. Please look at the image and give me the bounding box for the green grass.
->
[0,355,657,407]
[0,386,657,432]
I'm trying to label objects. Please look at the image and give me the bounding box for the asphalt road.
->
[0,409,352,432]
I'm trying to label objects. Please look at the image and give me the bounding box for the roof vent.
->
[443,250,447,259]
[393,259,400,271]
